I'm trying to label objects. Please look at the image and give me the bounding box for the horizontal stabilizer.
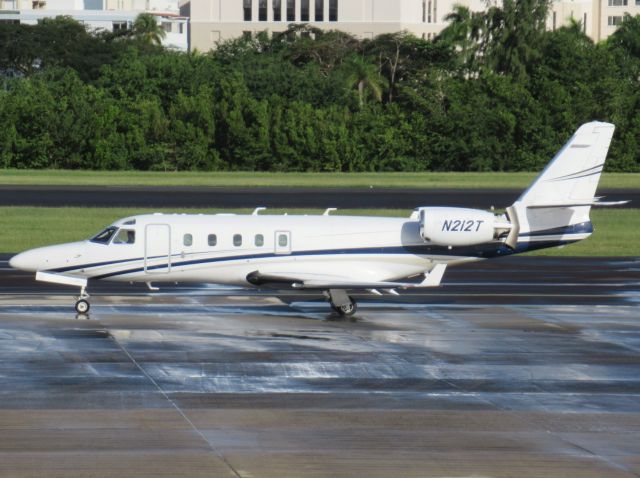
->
[527,199,630,208]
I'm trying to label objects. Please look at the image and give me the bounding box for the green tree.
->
[132,13,166,46]
[342,54,386,107]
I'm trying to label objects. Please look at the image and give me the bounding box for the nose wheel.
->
[75,286,91,314]
[75,299,90,314]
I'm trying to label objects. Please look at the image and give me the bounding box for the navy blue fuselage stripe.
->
[520,222,593,237]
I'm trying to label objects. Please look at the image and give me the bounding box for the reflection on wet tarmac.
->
[0,257,638,477]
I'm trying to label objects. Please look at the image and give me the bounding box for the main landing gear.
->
[327,289,357,317]
[75,287,90,314]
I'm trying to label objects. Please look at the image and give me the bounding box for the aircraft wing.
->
[246,264,447,290]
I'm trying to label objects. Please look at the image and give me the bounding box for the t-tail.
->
[505,121,622,251]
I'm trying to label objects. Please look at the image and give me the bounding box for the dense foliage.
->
[1,6,640,172]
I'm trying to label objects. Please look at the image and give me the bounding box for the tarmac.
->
[0,256,639,477]
[0,185,637,209]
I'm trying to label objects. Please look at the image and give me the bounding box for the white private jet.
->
[10,122,625,316]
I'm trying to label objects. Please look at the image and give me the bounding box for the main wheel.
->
[75,299,90,314]
[333,297,357,316]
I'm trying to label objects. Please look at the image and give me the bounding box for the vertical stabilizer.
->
[518,122,615,207]
[508,122,615,239]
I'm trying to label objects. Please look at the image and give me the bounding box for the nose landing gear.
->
[75,287,90,314]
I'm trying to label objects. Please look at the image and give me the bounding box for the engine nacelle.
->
[418,207,505,247]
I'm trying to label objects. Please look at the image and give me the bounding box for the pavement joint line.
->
[106,328,243,478]
[467,306,640,478]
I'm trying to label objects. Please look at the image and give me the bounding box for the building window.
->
[242,30,252,40]
[608,0,627,5]
[427,0,431,22]
[32,0,45,8]
[287,0,295,21]
[315,0,324,21]
[273,0,281,21]
[636,0,640,6]
[161,21,172,33]
[259,0,267,21]
[255,234,264,247]
[583,12,587,32]
[608,15,623,25]
[552,11,556,30]
[233,234,242,247]
[422,0,426,22]
[208,234,217,247]
[113,21,127,32]
[329,0,337,21]
[183,234,193,247]
[178,22,184,34]
[301,0,309,21]
[244,0,252,21]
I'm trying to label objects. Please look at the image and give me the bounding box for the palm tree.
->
[344,54,386,107]
[132,13,166,46]
[437,5,482,73]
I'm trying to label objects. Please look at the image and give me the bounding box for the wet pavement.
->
[0,257,639,477]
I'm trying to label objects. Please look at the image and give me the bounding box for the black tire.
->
[333,297,357,316]
[75,299,90,314]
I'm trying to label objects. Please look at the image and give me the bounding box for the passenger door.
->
[274,231,292,255]
[145,224,171,274]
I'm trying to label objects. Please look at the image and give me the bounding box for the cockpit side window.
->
[90,227,117,244]
[113,229,136,245]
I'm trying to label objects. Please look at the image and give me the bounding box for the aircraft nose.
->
[9,250,42,272]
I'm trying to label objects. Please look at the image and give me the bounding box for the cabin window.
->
[278,234,288,247]
[208,234,217,247]
[183,234,193,246]
[233,234,242,247]
[255,234,264,247]
[113,229,135,244]
[90,226,117,244]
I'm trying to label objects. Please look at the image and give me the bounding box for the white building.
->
[186,0,483,50]
[0,0,188,50]
[184,0,639,52]
[550,0,640,42]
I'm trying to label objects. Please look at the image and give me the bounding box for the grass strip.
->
[0,169,638,190]
[0,207,637,256]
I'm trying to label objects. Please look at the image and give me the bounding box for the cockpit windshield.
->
[90,227,117,244]
[113,229,136,244]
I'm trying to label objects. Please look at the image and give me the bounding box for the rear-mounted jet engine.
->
[418,207,513,247]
